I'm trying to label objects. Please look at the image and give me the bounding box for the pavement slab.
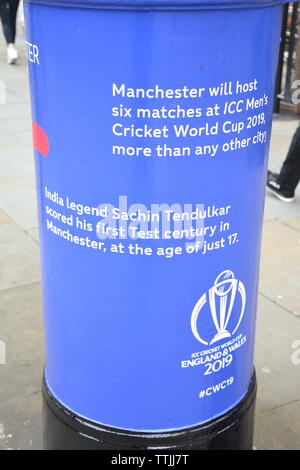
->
[260,221,300,314]
[0,176,37,230]
[255,295,300,414]
[255,399,300,450]
[0,392,43,450]
[0,283,44,403]
[0,222,40,291]
[284,218,300,232]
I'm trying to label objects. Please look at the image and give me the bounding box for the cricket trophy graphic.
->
[191,270,246,346]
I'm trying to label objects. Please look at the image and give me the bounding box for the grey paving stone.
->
[0,89,29,105]
[0,128,15,141]
[284,218,300,232]
[260,221,300,313]
[0,210,12,225]
[0,392,43,450]
[0,222,40,291]
[0,117,32,134]
[260,249,300,314]
[0,176,37,229]
[265,114,300,221]
[255,295,300,414]
[0,102,31,121]
[271,114,299,137]
[27,227,39,243]
[0,282,44,403]
[261,220,300,257]
[268,134,294,170]
[0,140,35,180]
[14,130,33,147]
[265,189,300,221]
[255,400,300,450]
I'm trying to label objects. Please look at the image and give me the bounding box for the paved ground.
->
[0,29,300,450]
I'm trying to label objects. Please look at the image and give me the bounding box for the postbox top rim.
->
[24,0,289,10]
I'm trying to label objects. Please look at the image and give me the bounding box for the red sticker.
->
[32,122,49,157]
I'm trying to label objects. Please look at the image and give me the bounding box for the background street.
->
[0,29,300,450]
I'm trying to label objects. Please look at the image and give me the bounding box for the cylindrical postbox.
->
[25,0,285,450]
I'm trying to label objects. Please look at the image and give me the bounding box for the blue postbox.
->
[25,0,286,449]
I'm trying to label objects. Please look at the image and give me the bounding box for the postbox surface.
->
[25,0,283,432]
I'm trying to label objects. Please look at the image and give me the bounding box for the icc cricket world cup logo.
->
[191,270,246,346]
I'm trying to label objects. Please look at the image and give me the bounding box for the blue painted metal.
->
[25,0,285,432]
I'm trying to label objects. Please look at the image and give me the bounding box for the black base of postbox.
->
[43,372,256,450]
